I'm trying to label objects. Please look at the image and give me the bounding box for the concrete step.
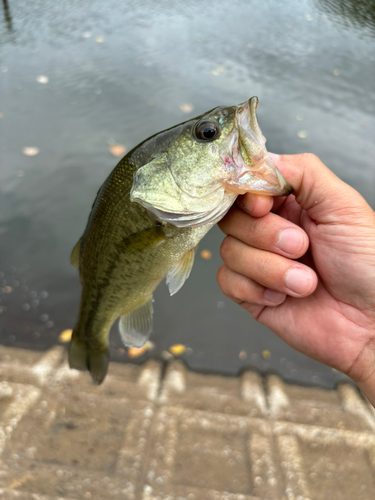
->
[0,345,374,500]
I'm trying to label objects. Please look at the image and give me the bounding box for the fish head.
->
[131,97,292,227]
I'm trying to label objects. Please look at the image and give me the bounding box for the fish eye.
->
[194,121,221,142]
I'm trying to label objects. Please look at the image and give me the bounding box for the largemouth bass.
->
[69,97,291,383]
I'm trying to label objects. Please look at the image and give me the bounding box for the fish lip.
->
[223,97,291,196]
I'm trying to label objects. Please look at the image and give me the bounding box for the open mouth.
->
[225,97,292,196]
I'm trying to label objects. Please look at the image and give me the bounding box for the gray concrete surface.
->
[0,345,374,500]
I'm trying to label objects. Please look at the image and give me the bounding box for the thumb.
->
[270,153,370,224]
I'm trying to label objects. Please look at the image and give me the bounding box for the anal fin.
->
[119,296,153,348]
[166,246,196,295]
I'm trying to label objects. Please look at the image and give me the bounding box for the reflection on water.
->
[317,0,375,34]
[0,0,374,388]
[1,0,12,32]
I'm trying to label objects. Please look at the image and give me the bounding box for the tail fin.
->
[69,332,109,385]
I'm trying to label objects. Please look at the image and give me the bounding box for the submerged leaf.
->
[127,340,154,358]
[109,144,127,157]
[169,344,186,355]
[36,75,49,84]
[59,329,72,343]
[22,147,39,156]
[179,103,193,113]
[200,249,212,260]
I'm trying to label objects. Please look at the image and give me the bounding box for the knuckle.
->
[246,216,262,239]
[216,265,230,296]
[301,152,320,165]
[257,252,275,276]
[216,265,226,287]
[235,278,253,301]
[219,236,233,262]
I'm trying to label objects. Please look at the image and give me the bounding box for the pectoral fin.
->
[121,226,167,253]
[70,238,82,269]
[166,247,196,295]
[119,296,153,348]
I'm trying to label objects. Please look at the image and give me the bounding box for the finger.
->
[237,193,273,218]
[268,152,370,224]
[271,196,287,214]
[219,205,309,259]
[217,264,286,306]
[277,195,304,227]
[220,236,318,297]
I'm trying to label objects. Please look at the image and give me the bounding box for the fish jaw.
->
[222,97,292,196]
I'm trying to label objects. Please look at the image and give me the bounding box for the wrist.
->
[348,338,375,408]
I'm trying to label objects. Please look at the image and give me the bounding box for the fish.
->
[69,96,292,384]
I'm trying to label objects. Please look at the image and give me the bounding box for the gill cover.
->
[130,153,236,227]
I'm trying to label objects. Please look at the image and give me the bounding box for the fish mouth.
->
[225,97,292,196]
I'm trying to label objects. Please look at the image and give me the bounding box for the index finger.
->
[237,193,274,218]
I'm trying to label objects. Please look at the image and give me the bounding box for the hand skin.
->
[217,153,375,407]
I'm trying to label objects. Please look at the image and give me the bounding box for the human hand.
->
[217,153,375,406]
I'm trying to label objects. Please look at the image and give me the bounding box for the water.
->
[1,0,374,388]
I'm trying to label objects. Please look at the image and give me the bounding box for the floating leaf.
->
[200,249,212,260]
[0,112,4,119]
[297,130,307,139]
[109,144,126,157]
[95,36,104,43]
[211,66,226,76]
[59,329,72,343]
[179,103,193,113]
[295,114,303,121]
[36,75,49,84]
[22,147,40,156]
[262,349,271,359]
[128,345,147,358]
[239,350,247,360]
[82,31,92,38]
[127,340,153,358]
[333,69,340,76]
[169,344,186,355]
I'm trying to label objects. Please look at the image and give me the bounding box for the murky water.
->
[1,0,374,388]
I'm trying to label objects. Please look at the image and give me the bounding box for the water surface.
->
[1,0,374,387]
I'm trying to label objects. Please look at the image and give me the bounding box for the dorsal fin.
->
[166,247,196,296]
